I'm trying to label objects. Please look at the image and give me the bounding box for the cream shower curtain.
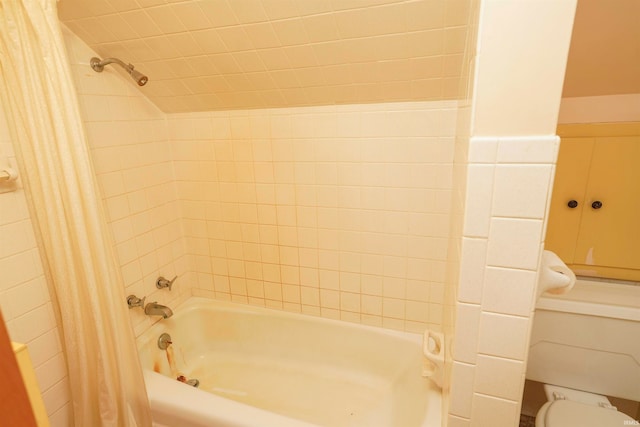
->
[0,1,151,425]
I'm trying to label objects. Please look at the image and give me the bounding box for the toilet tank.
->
[526,279,640,401]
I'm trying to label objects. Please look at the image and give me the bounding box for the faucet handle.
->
[156,275,177,291]
[127,294,146,309]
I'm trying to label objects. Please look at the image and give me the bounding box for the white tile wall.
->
[449,135,560,426]
[168,101,460,332]
[465,38,574,421]
[63,26,465,381]
[0,102,71,425]
[460,2,573,408]
[2,25,191,426]
[62,27,191,337]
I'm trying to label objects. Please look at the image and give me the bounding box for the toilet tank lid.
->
[537,279,640,321]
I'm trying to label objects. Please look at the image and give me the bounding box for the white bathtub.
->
[137,297,441,427]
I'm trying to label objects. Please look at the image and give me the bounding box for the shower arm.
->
[90,57,130,73]
[90,57,148,86]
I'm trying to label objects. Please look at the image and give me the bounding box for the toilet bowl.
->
[535,384,635,427]
[527,279,640,426]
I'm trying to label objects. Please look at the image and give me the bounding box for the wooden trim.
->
[0,310,38,427]
[557,122,640,137]
[569,264,640,283]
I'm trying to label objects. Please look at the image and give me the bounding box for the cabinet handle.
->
[591,200,603,209]
[567,200,578,208]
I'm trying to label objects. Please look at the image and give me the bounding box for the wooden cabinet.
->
[546,123,640,281]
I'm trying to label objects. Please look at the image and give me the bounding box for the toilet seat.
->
[536,399,636,427]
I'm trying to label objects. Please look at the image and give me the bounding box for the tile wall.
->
[62,27,190,337]
[168,100,459,333]
[441,0,479,419]
[445,1,576,425]
[0,103,71,425]
[63,24,464,336]
[0,25,191,426]
[447,135,558,426]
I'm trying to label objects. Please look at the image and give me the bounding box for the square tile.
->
[491,165,553,219]
[468,136,498,163]
[478,313,530,360]
[453,303,481,363]
[487,218,543,270]
[475,354,526,401]
[471,393,520,427]
[450,361,476,418]
[497,135,560,164]
[482,267,537,316]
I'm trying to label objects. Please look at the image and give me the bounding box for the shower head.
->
[128,68,148,86]
[90,57,148,86]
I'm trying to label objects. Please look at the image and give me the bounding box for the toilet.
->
[534,384,635,426]
[527,279,640,426]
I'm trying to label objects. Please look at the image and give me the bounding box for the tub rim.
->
[156,296,426,345]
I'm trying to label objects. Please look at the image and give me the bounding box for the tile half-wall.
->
[449,135,559,426]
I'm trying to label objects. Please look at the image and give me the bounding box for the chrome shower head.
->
[129,68,148,86]
[90,57,148,86]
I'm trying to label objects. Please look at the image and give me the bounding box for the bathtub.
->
[137,297,441,427]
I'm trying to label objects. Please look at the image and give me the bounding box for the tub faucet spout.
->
[144,302,173,319]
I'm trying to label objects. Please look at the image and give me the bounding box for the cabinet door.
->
[573,136,640,272]
[545,137,594,263]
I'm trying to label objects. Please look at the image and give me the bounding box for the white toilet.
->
[527,279,640,426]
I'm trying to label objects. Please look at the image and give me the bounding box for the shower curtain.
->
[0,1,152,426]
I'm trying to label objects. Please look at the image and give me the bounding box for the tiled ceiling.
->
[57,0,473,113]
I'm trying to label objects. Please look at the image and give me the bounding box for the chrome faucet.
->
[144,301,173,319]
